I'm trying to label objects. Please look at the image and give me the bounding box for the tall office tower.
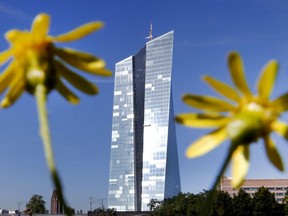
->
[108,31,181,212]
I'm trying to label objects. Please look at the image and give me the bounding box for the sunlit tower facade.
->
[108,30,181,211]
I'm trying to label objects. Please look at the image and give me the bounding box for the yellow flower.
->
[176,52,288,188]
[0,13,111,108]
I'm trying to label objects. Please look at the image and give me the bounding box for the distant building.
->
[51,190,63,214]
[220,176,288,202]
[108,30,181,211]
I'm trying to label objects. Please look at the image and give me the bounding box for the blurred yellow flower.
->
[0,13,112,216]
[176,52,288,188]
[0,13,111,108]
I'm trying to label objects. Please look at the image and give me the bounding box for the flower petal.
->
[271,93,288,111]
[186,127,227,158]
[31,13,50,42]
[231,145,249,189]
[5,30,33,57]
[257,60,278,100]
[55,48,111,76]
[5,29,22,42]
[203,75,241,102]
[0,61,16,94]
[183,94,235,112]
[271,121,288,140]
[0,49,13,65]
[52,22,103,42]
[5,30,32,48]
[175,113,229,128]
[228,52,252,98]
[55,61,98,95]
[92,68,113,77]
[55,79,80,104]
[264,136,284,171]
[1,68,25,108]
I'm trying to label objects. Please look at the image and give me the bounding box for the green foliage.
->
[92,207,116,216]
[26,194,46,214]
[233,189,253,216]
[210,190,233,216]
[147,199,162,211]
[283,189,288,216]
[150,187,286,216]
[150,192,207,216]
[66,207,75,215]
[252,187,284,216]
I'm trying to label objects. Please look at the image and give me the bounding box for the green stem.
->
[200,143,236,216]
[35,84,72,216]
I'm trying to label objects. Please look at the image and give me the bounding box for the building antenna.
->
[145,23,153,41]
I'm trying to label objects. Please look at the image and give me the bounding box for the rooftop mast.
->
[145,23,153,41]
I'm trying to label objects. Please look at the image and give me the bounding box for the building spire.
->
[145,23,153,41]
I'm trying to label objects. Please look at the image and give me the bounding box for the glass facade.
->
[108,31,181,211]
[108,56,135,211]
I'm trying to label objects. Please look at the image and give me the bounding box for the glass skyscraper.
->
[108,31,181,211]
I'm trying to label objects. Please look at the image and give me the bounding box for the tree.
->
[147,199,162,211]
[150,193,187,216]
[233,188,253,216]
[283,189,288,216]
[186,192,207,216]
[252,187,284,216]
[26,194,46,214]
[91,207,115,216]
[150,192,209,216]
[149,188,286,216]
[210,190,234,216]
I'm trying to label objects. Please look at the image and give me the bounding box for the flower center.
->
[25,46,56,94]
[227,101,277,145]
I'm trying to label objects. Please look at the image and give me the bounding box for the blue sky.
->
[1,0,288,212]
